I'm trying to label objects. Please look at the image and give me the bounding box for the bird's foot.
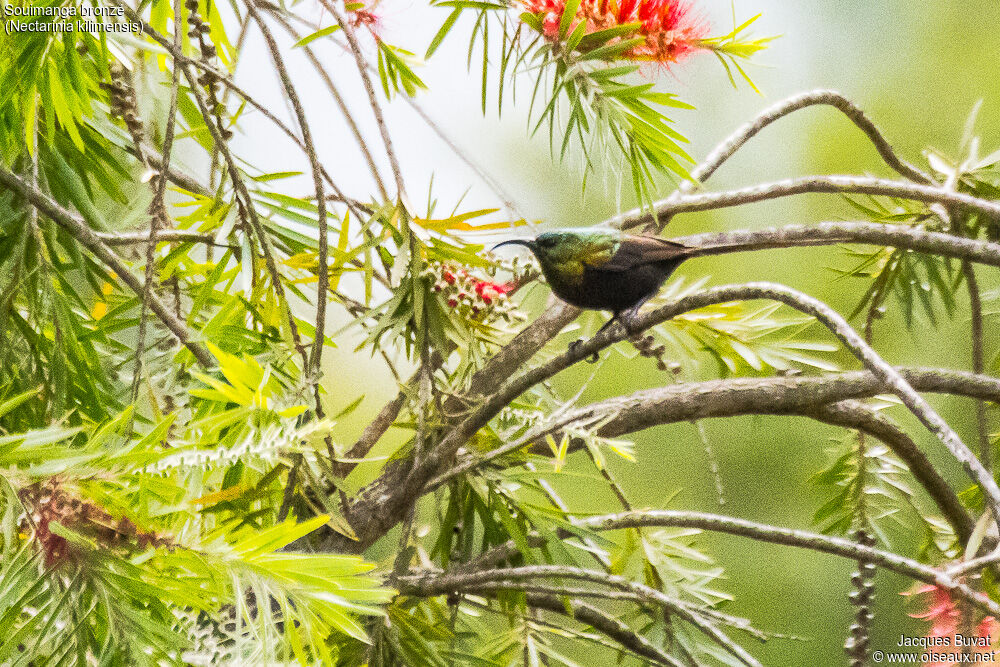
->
[569,338,600,363]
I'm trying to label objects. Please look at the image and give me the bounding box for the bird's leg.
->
[621,305,673,371]
[619,305,643,337]
[568,337,601,363]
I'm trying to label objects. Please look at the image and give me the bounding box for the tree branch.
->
[319,0,406,198]
[246,2,330,379]
[264,10,390,201]
[432,368,997,541]
[343,283,999,552]
[608,175,1000,231]
[674,220,1000,268]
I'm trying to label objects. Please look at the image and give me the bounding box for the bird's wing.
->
[596,235,691,272]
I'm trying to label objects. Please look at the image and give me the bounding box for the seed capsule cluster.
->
[630,332,679,373]
[185,0,232,141]
[427,262,518,322]
[18,481,173,567]
[844,528,876,666]
[101,63,144,147]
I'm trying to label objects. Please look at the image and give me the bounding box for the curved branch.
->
[689,89,932,187]
[609,176,1000,231]
[246,3,329,377]
[319,0,406,197]
[404,283,1000,533]
[643,89,930,230]
[810,401,974,543]
[443,511,999,617]
[573,369,1000,439]
[115,1,367,222]
[341,283,1000,550]
[264,10,389,200]
[432,369,997,541]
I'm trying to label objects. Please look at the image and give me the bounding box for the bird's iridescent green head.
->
[493,227,622,287]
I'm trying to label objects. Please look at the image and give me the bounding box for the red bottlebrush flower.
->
[447,297,458,308]
[443,270,456,285]
[901,583,1000,667]
[519,0,708,65]
[348,3,382,39]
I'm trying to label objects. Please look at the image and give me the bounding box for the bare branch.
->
[448,509,998,617]
[433,369,994,541]
[343,283,998,552]
[608,175,1000,231]
[674,220,1000,268]
[810,401,975,544]
[132,0,183,402]
[177,60,312,370]
[571,511,1000,615]
[963,262,991,469]
[690,89,932,187]
[96,230,222,246]
[245,2,330,378]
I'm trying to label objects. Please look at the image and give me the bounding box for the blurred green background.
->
[260,1,1000,663]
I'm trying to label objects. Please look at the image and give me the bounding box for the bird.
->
[493,227,693,359]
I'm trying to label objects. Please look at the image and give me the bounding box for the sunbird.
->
[493,227,693,349]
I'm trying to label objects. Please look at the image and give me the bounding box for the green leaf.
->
[293,24,341,48]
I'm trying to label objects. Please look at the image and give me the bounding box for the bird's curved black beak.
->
[491,239,536,253]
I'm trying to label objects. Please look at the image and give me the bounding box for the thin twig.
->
[519,594,684,666]
[645,89,930,230]
[131,0,183,404]
[178,61,310,370]
[246,2,330,380]
[690,89,931,188]
[264,10,390,200]
[569,511,999,615]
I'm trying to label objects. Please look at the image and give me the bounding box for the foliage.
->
[0,0,998,664]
